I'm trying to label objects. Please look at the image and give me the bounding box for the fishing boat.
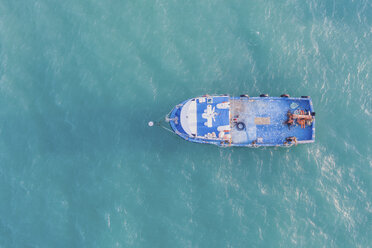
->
[163,94,315,147]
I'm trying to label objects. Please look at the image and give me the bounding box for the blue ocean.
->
[0,0,371,247]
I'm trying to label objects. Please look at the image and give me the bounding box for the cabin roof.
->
[195,96,230,137]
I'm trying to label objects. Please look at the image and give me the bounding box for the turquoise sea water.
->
[1,0,371,247]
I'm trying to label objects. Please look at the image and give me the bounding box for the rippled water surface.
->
[0,0,371,247]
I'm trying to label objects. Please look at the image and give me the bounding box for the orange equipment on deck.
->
[285,110,313,129]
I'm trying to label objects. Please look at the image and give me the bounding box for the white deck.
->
[180,99,197,136]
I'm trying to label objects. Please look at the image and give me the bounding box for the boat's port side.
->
[229,97,315,147]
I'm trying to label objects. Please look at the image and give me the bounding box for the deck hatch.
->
[254,117,271,125]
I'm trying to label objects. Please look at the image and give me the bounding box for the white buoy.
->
[148,121,154,127]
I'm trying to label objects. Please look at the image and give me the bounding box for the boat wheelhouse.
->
[167,95,315,147]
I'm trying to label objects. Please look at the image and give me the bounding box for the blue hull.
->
[168,95,315,147]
